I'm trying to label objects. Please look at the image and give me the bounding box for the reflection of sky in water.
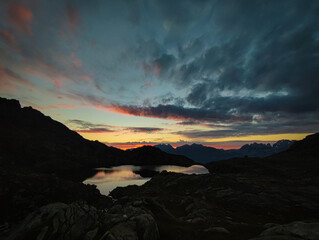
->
[83,165,208,196]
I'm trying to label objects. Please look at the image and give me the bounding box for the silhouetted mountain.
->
[286,132,319,155]
[155,140,294,163]
[129,146,194,166]
[155,144,175,154]
[0,97,195,178]
[206,132,319,178]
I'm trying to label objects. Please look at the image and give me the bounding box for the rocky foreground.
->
[2,163,319,240]
[2,132,319,240]
[1,97,319,240]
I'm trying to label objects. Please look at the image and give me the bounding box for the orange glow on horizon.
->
[110,144,152,150]
[76,129,311,151]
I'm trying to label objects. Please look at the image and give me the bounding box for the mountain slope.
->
[0,97,195,178]
[206,132,319,178]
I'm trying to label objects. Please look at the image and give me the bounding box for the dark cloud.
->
[76,128,114,133]
[155,92,185,106]
[153,54,176,77]
[200,93,319,116]
[110,104,250,122]
[176,118,319,139]
[68,119,164,134]
[126,127,163,133]
[161,0,319,129]
[176,121,201,126]
[68,119,114,133]
[178,37,205,59]
[177,63,200,85]
[186,83,208,107]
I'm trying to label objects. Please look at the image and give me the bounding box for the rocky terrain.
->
[3,140,319,240]
[155,140,294,163]
[1,97,318,240]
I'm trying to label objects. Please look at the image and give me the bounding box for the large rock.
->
[250,221,319,240]
[7,202,99,240]
[6,201,160,240]
[101,203,160,240]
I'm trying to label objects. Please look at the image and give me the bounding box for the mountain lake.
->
[83,165,209,195]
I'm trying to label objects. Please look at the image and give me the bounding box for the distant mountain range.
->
[155,140,294,163]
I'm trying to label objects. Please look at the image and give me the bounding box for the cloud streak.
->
[8,2,33,34]
[109,104,250,122]
[125,127,163,133]
[68,119,164,135]
[0,65,35,91]
[176,119,319,139]
[0,30,16,46]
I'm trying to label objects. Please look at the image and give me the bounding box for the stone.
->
[84,227,99,240]
[250,221,319,240]
[204,227,230,234]
[7,202,99,240]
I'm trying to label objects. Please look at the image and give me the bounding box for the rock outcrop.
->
[250,221,319,240]
[7,201,159,240]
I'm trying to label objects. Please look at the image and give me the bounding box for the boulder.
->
[7,202,99,240]
[250,221,319,240]
[7,200,160,240]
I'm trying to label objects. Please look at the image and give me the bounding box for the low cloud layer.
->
[68,119,164,134]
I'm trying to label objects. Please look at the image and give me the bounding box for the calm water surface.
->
[83,165,208,195]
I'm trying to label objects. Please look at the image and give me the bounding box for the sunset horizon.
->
[1,1,319,150]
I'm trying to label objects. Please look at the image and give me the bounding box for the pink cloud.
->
[143,62,161,76]
[144,82,152,87]
[0,30,16,46]
[0,64,35,91]
[153,63,161,76]
[79,75,91,82]
[72,58,82,68]
[8,2,33,34]
[24,62,74,88]
[71,52,82,68]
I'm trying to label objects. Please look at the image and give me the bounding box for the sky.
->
[1,0,319,149]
